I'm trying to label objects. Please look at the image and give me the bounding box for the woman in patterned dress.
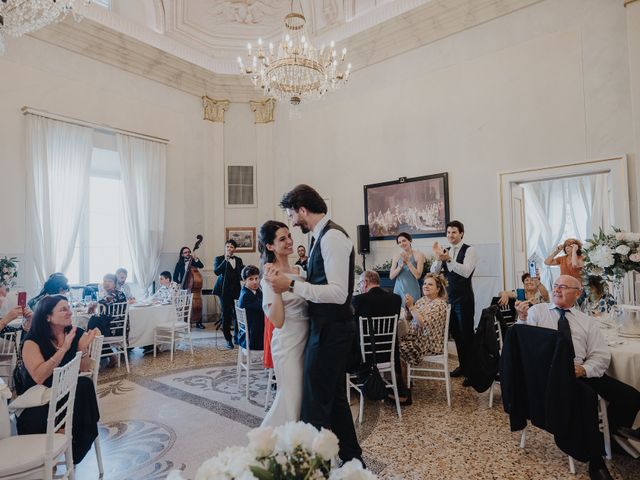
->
[399,273,448,368]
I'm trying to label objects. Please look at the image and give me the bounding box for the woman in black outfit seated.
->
[17,295,101,464]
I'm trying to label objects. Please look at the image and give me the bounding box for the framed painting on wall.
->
[364,173,450,240]
[225,227,256,253]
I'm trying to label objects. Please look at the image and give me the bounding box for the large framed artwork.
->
[225,227,256,253]
[364,173,450,240]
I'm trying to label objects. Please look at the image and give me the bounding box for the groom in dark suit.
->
[213,239,244,349]
[267,184,363,465]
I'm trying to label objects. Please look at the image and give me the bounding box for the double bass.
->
[182,234,204,325]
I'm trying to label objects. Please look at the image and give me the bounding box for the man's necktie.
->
[309,236,316,253]
[555,307,576,358]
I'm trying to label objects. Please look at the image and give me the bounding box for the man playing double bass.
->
[174,246,205,329]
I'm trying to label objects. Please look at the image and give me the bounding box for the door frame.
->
[499,156,630,290]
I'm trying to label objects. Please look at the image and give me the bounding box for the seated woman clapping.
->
[16,295,101,464]
[399,274,449,368]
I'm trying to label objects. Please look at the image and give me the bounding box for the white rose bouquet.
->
[168,422,377,480]
[583,228,640,279]
[0,256,18,289]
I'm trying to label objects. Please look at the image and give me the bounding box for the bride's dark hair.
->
[258,220,289,267]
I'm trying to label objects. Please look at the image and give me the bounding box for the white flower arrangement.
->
[167,422,377,480]
[583,228,640,280]
[0,256,18,289]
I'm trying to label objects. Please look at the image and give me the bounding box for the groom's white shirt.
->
[292,215,351,305]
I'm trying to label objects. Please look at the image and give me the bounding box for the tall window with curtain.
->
[26,113,167,293]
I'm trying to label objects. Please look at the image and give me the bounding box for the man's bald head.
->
[552,274,583,309]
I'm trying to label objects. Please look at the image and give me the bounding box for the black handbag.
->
[361,318,388,401]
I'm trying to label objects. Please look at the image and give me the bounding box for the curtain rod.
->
[21,106,170,144]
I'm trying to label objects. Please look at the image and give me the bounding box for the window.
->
[227,165,255,206]
[67,147,133,284]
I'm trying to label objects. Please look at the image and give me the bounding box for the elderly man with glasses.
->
[516,274,640,480]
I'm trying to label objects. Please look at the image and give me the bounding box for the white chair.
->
[0,330,21,388]
[80,335,105,478]
[0,352,82,480]
[406,305,452,407]
[154,294,194,362]
[488,312,505,408]
[264,368,275,411]
[519,396,611,473]
[234,301,264,399]
[347,314,401,422]
[99,302,130,373]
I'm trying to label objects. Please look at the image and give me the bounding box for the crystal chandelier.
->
[0,0,90,54]
[238,1,351,106]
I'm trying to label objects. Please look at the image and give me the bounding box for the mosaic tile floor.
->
[74,329,640,480]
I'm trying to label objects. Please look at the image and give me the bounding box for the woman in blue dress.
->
[390,232,425,307]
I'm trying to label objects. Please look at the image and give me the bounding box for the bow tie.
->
[228,256,235,259]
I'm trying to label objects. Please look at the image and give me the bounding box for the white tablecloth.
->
[128,304,177,348]
[73,304,178,348]
[0,378,11,440]
[607,337,640,392]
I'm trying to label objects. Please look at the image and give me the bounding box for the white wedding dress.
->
[261,269,309,427]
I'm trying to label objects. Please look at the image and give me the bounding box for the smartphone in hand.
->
[17,291,27,309]
[516,288,526,301]
[528,261,537,278]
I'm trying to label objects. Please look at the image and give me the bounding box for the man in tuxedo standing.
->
[431,220,478,386]
[267,184,364,465]
[214,239,244,349]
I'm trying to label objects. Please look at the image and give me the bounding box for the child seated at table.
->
[237,265,264,350]
[152,271,180,304]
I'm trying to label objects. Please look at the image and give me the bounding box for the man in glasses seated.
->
[516,275,640,480]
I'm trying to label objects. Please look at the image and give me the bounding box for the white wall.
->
[271,0,637,309]
[1,0,637,302]
[0,35,207,291]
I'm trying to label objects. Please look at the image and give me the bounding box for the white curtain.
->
[26,114,93,286]
[566,174,609,240]
[523,174,610,289]
[117,134,166,291]
[523,180,567,288]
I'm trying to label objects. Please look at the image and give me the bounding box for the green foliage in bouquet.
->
[0,256,18,289]
[583,228,640,280]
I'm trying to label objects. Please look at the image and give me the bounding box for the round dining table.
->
[73,303,177,348]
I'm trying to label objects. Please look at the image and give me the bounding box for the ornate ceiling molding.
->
[29,18,256,101]
[27,0,544,101]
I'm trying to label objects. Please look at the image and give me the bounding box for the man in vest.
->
[431,220,478,386]
[268,184,364,465]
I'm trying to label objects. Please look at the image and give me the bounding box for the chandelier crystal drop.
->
[238,2,351,106]
[0,0,91,54]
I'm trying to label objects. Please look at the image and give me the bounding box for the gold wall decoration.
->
[202,96,230,122]
[249,98,276,124]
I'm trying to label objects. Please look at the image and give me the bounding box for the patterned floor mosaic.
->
[71,329,639,480]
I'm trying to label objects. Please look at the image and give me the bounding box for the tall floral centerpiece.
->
[0,256,18,290]
[583,229,640,305]
[167,422,377,480]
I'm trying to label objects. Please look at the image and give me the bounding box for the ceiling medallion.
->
[238,0,351,107]
[0,0,91,54]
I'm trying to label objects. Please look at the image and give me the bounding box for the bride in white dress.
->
[259,221,309,427]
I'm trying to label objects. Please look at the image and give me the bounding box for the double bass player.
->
[174,244,205,329]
